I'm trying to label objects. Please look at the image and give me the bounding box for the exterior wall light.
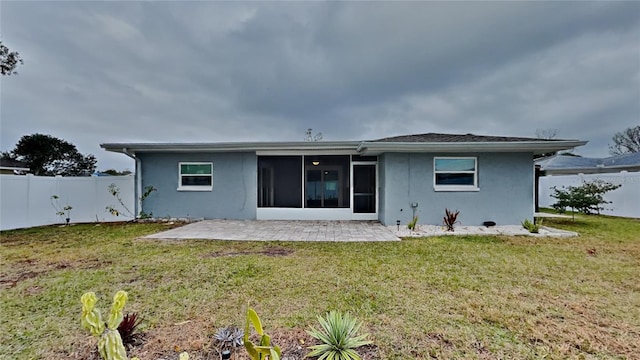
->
[312,161,320,166]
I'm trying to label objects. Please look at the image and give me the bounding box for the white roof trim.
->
[101,139,587,156]
[357,140,588,155]
[101,141,361,155]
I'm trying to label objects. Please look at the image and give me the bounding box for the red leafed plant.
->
[443,209,460,231]
[117,312,144,348]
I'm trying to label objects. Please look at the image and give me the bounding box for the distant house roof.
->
[102,133,587,156]
[373,133,556,143]
[0,158,30,172]
[536,152,640,175]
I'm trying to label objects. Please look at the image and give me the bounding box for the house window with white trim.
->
[178,162,213,191]
[434,157,478,191]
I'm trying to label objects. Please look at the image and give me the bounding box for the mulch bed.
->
[67,319,380,360]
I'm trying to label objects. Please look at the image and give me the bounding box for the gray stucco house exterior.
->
[101,133,586,226]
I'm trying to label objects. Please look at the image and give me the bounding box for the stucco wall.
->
[138,152,257,220]
[379,152,534,226]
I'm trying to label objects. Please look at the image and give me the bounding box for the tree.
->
[609,125,640,155]
[304,128,323,142]
[102,169,132,176]
[1,41,24,75]
[535,128,558,140]
[534,128,560,159]
[3,134,97,176]
[550,179,622,220]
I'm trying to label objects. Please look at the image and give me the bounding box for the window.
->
[434,157,478,191]
[178,162,212,191]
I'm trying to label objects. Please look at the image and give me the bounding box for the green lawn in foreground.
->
[1,215,639,359]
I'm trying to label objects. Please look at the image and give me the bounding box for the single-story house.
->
[101,133,586,226]
[0,158,30,175]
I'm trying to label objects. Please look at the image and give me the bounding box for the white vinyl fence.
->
[0,174,135,231]
[539,172,640,218]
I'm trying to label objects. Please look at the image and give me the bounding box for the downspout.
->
[534,164,541,214]
[122,148,141,217]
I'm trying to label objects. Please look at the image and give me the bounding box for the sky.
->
[1,1,639,171]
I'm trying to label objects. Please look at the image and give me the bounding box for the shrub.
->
[106,184,156,219]
[306,311,372,360]
[550,179,621,219]
[50,195,72,225]
[443,209,460,231]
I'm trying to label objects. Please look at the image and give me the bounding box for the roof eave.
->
[357,140,588,155]
[100,141,362,155]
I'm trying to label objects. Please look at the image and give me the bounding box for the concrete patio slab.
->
[144,220,401,242]
[144,220,578,242]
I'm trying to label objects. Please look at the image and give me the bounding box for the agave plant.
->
[306,311,372,360]
[214,326,244,348]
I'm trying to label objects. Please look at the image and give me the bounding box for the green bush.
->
[550,179,621,219]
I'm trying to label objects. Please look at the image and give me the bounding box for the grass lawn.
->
[1,215,639,359]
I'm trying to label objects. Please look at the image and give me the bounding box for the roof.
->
[101,133,587,157]
[536,152,640,175]
[0,158,30,171]
[359,133,586,155]
[373,133,556,143]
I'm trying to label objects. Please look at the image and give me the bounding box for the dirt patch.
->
[66,320,380,360]
[203,247,294,258]
[425,332,454,349]
[0,258,113,289]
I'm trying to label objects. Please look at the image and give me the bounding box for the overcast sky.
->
[1,1,639,171]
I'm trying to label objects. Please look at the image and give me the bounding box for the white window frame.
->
[177,162,213,191]
[433,157,479,192]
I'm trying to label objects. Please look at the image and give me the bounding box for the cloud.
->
[1,1,638,170]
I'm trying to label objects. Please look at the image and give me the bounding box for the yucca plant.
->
[306,311,372,360]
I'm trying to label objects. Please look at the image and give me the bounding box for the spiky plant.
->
[306,311,372,360]
[521,218,540,233]
[214,326,244,348]
[443,208,460,231]
[117,312,143,348]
